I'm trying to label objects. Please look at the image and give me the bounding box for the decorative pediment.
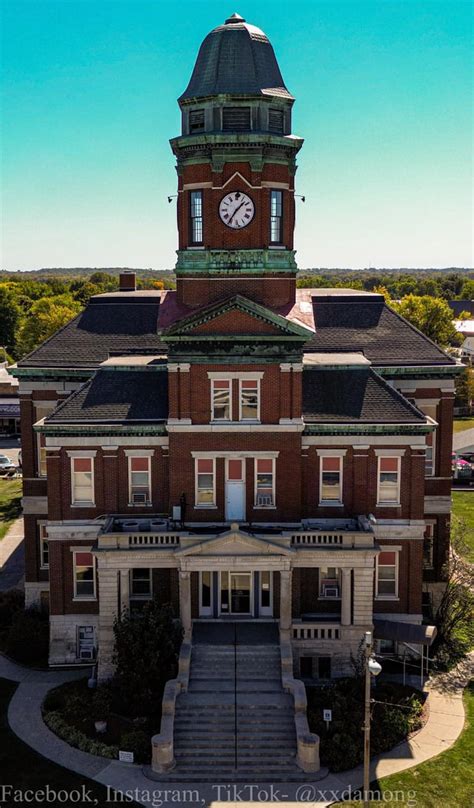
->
[164,295,313,342]
[177,527,294,557]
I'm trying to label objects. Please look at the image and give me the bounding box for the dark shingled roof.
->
[307,295,455,366]
[45,370,169,423]
[179,14,292,102]
[18,293,166,368]
[302,368,426,424]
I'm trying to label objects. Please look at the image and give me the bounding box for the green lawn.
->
[0,479,22,540]
[0,678,140,807]
[453,418,474,433]
[452,491,474,562]
[333,681,474,808]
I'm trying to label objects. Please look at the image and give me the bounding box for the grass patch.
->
[0,678,140,807]
[452,492,474,561]
[332,681,474,808]
[453,418,474,433]
[0,479,22,540]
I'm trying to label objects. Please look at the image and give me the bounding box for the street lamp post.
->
[363,631,382,808]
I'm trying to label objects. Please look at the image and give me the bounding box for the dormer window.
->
[223,106,251,131]
[268,108,284,134]
[189,109,205,133]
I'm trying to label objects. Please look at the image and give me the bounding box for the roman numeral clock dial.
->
[219,191,255,229]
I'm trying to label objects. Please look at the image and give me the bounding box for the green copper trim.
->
[376,364,462,378]
[175,248,298,274]
[170,132,303,151]
[35,422,167,437]
[9,367,93,380]
[304,422,434,436]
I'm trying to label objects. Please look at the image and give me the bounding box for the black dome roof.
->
[179,13,293,103]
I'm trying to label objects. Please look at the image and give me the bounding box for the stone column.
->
[279,569,292,633]
[97,567,119,681]
[120,568,130,615]
[341,568,352,626]
[179,570,192,638]
[352,568,374,626]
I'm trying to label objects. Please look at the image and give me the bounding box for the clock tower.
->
[170,13,303,308]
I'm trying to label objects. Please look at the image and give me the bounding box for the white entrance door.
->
[225,459,245,521]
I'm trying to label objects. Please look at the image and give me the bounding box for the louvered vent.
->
[268,108,284,134]
[222,106,251,131]
[189,109,205,132]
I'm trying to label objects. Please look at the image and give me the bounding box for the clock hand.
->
[229,201,246,224]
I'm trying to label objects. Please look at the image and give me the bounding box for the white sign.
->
[323,709,332,722]
[119,750,134,763]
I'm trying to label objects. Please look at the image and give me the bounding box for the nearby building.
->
[0,362,20,435]
[12,13,458,682]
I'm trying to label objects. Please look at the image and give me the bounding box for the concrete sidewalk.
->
[0,516,24,570]
[1,651,472,807]
[453,427,474,452]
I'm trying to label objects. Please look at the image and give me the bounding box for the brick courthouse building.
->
[14,13,457,682]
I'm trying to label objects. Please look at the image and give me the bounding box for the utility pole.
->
[363,630,382,808]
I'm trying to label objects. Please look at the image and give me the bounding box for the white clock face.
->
[219,191,255,229]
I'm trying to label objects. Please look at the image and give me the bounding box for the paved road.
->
[453,427,474,453]
[0,437,21,465]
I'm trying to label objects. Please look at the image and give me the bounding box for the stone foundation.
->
[49,614,99,666]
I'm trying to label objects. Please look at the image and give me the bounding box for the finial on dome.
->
[225,12,245,24]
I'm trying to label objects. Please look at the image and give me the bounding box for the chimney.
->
[119,271,136,292]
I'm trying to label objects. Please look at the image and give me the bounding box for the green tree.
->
[16,293,82,357]
[392,294,461,347]
[455,368,474,410]
[459,279,474,300]
[112,602,183,719]
[0,286,21,356]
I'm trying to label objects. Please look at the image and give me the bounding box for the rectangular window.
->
[129,456,151,505]
[319,567,341,598]
[77,626,96,660]
[71,457,94,505]
[318,656,332,680]
[222,106,251,131]
[190,190,203,244]
[270,189,283,244]
[255,458,275,507]
[320,457,343,504]
[40,525,49,569]
[130,568,152,599]
[189,108,205,132]
[73,551,96,599]
[268,108,284,134]
[425,431,435,477]
[240,379,259,421]
[212,380,231,421]
[377,457,401,505]
[196,459,215,506]
[300,656,313,678]
[423,523,435,569]
[35,402,57,476]
[376,551,398,598]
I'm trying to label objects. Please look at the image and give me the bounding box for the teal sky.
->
[1,0,472,271]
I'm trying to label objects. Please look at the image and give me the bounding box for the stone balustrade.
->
[292,623,341,641]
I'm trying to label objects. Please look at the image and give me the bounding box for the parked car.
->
[452,452,473,483]
[0,454,17,477]
[458,451,474,465]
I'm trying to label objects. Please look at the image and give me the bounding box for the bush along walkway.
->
[0,651,472,807]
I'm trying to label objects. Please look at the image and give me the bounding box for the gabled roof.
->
[164,294,313,341]
[302,367,427,424]
[177,527,294,557]
[44,369,168,424]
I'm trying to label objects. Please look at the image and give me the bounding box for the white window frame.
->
[259,570,273,616]
[70,455,95,506]
[254,457,276,508]
[195,457,217,508]
[418,404,437,477]
[128,455,152,506]
[34,402,57,477]
[319,456,343,506]
[211,379,232,422]
[376,455,401,506]
[130,568,153,599]
[239,378,261,422]
[375,547,399,600]
[423,521,435,570]
[77,626,96,661]
[318,567,341,599]
[73,550,97,601]
[39,523,49,570]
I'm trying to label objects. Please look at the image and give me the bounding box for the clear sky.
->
[1,0,472,271]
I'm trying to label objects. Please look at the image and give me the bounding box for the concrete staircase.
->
[170,627,309,782]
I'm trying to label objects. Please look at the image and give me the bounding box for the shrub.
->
[120,730,151,763]
[5,608,49,666]
[92,686,113,720]
[0,590,24,630]
[43,711,119,759]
